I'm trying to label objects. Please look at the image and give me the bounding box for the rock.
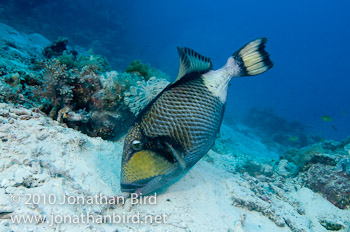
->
[318,218,345,231]
[230,174,309,230]
[237,160,274,177]
[304,164,350,209]
[42,37,68,58]
[276,159,298,177]
[322,138,350,152]
[0,23,50,54]
[282,143,339,171]
[335,157,350,176]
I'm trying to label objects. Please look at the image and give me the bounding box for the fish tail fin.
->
[232,37,273,76]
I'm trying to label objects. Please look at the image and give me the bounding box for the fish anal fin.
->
[175,47,213,82]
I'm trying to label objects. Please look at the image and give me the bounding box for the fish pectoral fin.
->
[175,47,213,82]
[164,142,186,171]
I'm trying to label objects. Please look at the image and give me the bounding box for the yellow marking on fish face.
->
[122,150,174,183]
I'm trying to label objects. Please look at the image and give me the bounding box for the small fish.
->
[330,125,338,132]
[120,38,273,195]
[341,110,346,116]
[288,136,299,142]
[321,115,333,122]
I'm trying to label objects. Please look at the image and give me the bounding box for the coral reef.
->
[233,137,350,215]
[305,163,350,209]
[280,138,350,209]
[124,76,170,115]
[125,59,170,81]
[0,23,49,107]
[34,59,101,118]
[0,24,170,140]
[242,108,322,150]
[1,22,349,232]
[42,37,68,58]
[33,61,136,140]
[210,124,350,230]
[57,49,111,73]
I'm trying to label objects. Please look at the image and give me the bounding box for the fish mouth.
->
[121,150,175,193]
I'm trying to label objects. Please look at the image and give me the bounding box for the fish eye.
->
[131,140,143,151]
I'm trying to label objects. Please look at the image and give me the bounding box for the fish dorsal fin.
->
[175,47,213,82]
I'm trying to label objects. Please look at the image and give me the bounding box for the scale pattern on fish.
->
[121,38,273,195]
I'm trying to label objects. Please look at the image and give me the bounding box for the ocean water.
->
[1,0,349,141]
[1,1,350,231]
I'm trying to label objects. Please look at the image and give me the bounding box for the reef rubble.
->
[1,103,349,231]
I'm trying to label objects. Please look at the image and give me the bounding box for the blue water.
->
[118,0,350,141]
[1,0,349,140]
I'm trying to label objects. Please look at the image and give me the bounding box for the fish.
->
[321,115,333,122]
[341,110,346,116]
[288,136,299,142]
[120,38,273,195]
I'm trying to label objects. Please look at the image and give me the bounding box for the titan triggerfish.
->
[121,38,273,195]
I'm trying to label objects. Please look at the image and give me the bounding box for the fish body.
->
[321,115,333,122]
[289,136,299,142]
[121,38,273,195]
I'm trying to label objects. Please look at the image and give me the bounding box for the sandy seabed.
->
[0,103,349,232]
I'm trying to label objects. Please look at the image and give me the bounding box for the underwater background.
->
[1,1,350,231]
[1,0,349,141]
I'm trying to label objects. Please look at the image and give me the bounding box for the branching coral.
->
[124,76,170,115]
[73,66,101,109]
[34,59,102,121]
[35,59,75,112]
[90,71,122,111]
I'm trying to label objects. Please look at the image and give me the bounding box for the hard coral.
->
[34,59,103,124]
[283,137,350,209]
[125,59,170,81]
[123,76,170,115]
[125,60,150,78]
[58,49,111,73]
[35,59,75,113]
[305,163,350,209]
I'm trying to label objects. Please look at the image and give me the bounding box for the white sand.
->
[1,103,349,232]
